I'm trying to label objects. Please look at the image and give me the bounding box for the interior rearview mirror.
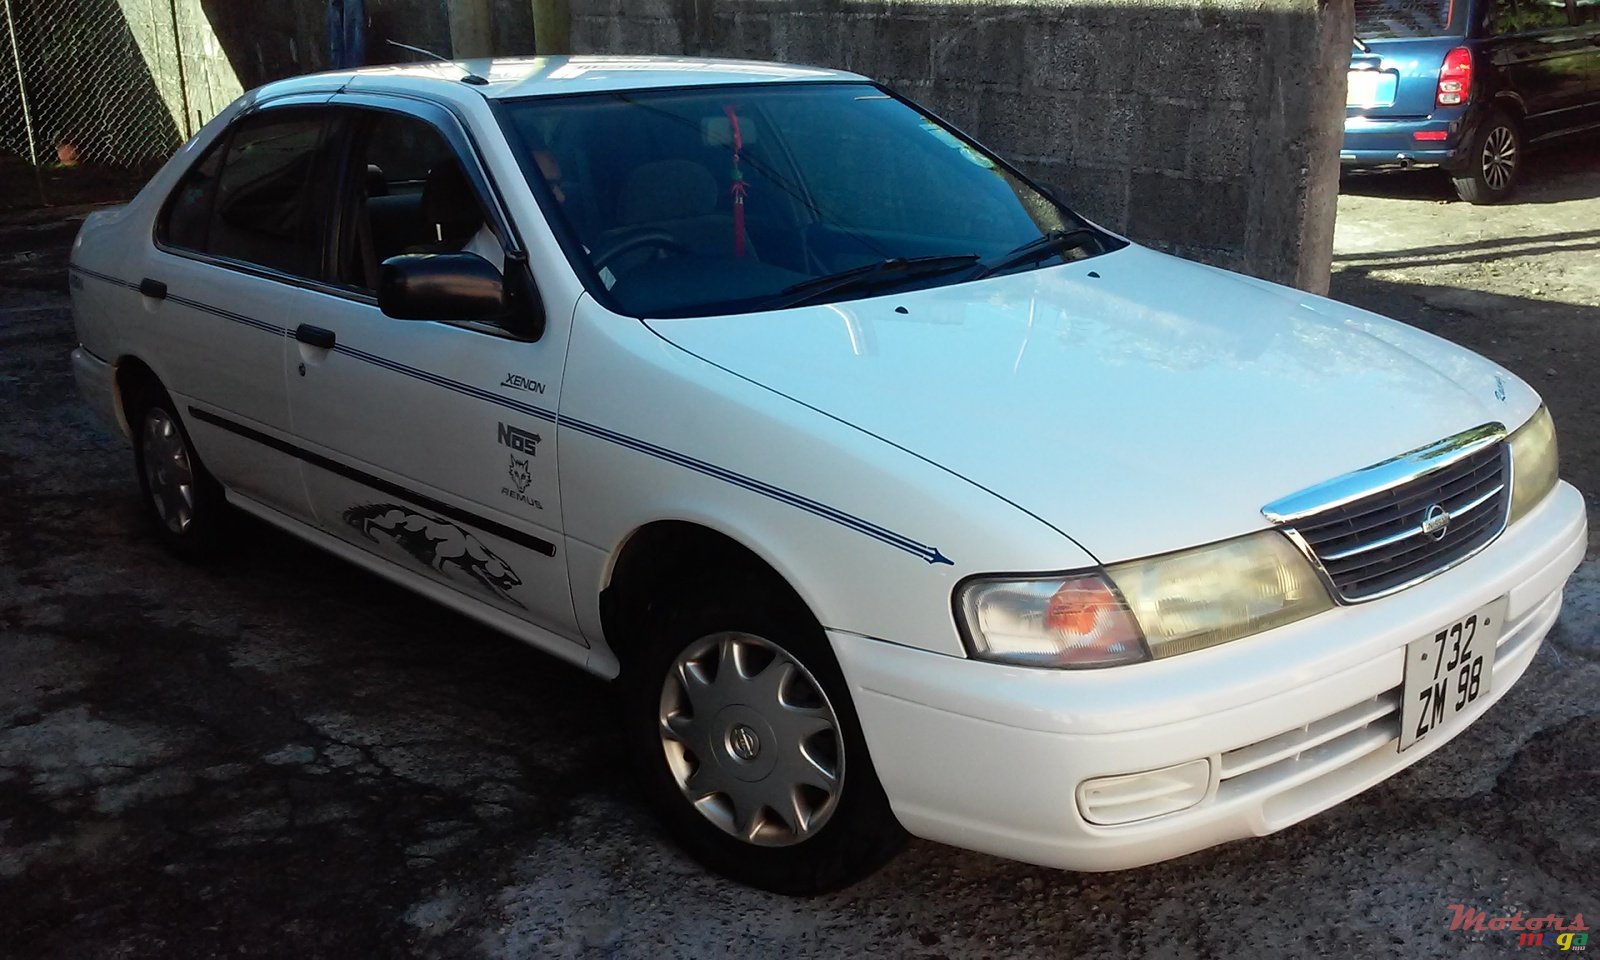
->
[379,253,509,325]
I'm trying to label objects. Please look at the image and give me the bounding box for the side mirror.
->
[378,253,508,323]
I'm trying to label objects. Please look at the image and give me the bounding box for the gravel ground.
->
[2,144,1597,959]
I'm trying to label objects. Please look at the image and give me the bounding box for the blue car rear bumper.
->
[1341,110,1473,171]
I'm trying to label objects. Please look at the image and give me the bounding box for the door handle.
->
[138,277,167,299]
[294,324,336,349]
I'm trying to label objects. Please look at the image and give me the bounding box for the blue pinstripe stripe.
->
[74,269,951,565]
[167,294,287,337]
[70,264,139,291]
[561,417,948,564]
[333,342,558,423]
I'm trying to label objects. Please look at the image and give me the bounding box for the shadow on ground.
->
[1333,228,1600,272]
[1339,131,1600,205]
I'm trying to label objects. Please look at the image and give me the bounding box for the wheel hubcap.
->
[141,408,196,535]
[658,631,844,847]
[1481,126,1516,191]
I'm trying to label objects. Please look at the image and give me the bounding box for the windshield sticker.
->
[343,503,524,606]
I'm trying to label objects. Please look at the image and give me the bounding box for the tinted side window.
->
[206,113,332,278]
[337,111,500,290]
[1492,0,1573,32]
[363,113,455,185]
[159,142,225,250]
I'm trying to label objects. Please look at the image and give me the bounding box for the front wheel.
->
[621,587,905,893]
[1451,109,1522,204]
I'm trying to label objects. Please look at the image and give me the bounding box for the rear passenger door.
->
[282,97,580,640]
[145,101,338,519]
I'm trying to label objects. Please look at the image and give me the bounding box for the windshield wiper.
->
[768,254,980,309]
[971,228,1103,280]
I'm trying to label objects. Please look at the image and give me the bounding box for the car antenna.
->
[384,39,489,85]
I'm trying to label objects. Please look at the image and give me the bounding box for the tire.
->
[1451,108,1522,204]
[620,576,906,894]
[128,380,227,561]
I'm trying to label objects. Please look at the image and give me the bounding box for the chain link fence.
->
[1,0,189,173]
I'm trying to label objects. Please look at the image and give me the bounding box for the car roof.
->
[261,55,865,101]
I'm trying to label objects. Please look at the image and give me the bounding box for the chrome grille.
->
[1270,431,1510,602]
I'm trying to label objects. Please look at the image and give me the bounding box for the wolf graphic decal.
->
[342,503,524,606]
[508,455,533,494]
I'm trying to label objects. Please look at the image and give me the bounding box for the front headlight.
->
[1105,531,1334,659]
[1508,406,1558,524]
[957,531,1333,668]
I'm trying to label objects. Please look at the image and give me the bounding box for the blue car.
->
[1342,0,1600,202]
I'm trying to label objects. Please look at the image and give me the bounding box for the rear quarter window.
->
[159,142,224,251]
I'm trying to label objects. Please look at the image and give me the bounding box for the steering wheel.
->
[592,229,691,272]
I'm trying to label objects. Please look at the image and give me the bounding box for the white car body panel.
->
[65,56,1587,875]
[559,292,1090,661]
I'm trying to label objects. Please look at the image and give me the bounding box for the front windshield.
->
[499,82,1112,318]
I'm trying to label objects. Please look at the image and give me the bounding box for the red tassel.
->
[724,105,747,259]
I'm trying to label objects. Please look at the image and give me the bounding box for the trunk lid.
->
[1349,0,1467,120]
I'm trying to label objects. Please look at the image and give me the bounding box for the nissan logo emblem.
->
[1420,503,1451,541]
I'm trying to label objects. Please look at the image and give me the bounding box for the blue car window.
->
[1355,0,1458,36]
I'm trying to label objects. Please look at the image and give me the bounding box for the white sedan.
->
[68,56,1585,893]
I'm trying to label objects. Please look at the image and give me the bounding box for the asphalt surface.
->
[2,146,1598,958]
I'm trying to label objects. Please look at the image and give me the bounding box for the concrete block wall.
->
[568,0,1352,292]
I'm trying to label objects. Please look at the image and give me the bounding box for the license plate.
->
[1400,598,1504,751]
[1347,70,1397,107]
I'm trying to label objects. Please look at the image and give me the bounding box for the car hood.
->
[644,245,1538,563]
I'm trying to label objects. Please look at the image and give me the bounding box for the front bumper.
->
[831,481,1587,871]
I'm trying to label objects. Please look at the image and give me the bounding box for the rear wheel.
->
[129,382,226,560]
[1451,109,1521,204]
[620,578,905,893]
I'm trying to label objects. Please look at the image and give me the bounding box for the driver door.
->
[283,97,579,639]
